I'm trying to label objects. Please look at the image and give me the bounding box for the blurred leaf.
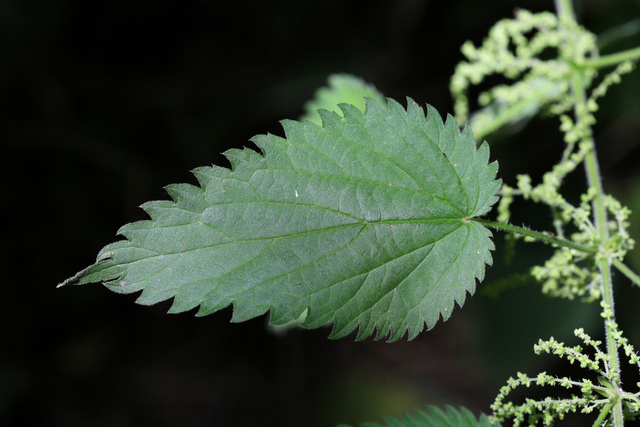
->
[339,405,500,427]
[301,73,386,125]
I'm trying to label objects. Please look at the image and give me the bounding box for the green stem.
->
[593,401,613,427]
[579,82,623,426]
[471,218,596,254]
[612,258,640,288]
[556,1,623,425]
[554,0,575,22]
[579,46,640,70]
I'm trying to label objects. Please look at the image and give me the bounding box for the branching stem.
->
[579,47,640,70]
[612,258,640,288]
[594,401,614,427]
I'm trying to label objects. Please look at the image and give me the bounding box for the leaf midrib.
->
[111,215,469,312]
[118,214,467,261]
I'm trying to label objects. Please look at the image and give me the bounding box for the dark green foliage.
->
[339,405,500,427]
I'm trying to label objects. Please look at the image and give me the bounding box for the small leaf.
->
[60,98,500,341]
[301,73,387,125]
[346,405,501,427]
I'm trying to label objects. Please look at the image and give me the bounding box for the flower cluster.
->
[491,323,640,426]
[449,9,597,140]
[461,10,636,302]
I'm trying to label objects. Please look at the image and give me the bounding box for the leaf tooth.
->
[137,200,173,222]
[276,118,308,145]
[164,183,208,213]
[424,104,446,145]
[443,113,466,150]
[381,96,406,119]
[223,147,265,175]
[405,325,423,341]
[191,165,229,189]
[96,240,129,261]
[229,299,270,323]
[426,103,445,127]
[460,122,477,144]
[404,96,420,111]
[164,182,200,201]
[386,325,408,342]
[326,310,359,340]
[167,294,202,314]
[475,176,502,216]
[268,301,307,326]
[337,102,364,122]
[135,284,177,307]
[405,98,429,128]
[365,95,388,110]
[316,108,343,127]
[355,319,377,341]
[475,140,491,164]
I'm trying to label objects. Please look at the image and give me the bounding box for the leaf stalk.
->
[472,218,596,254]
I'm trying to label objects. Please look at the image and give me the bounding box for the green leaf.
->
[340,405,501,427]
[60,98,501,341]
[301,73,387,125]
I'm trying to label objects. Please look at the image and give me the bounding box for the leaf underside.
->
[346,405,500,427]
[60,98,500,341]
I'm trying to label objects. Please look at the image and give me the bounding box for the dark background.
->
[3,0,640,425]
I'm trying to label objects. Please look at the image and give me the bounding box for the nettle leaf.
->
[343,405,500,427]
[60,98,500,341]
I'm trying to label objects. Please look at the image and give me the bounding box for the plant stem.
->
[593,401,614,427]
[556,1,624,424]
[554,0,575,23]
[472,218,596,254]
[612,258,640,288]
[579,46,640,69]
[572,40,624,427]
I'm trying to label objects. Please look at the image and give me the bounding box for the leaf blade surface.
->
[61,98,500,341]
